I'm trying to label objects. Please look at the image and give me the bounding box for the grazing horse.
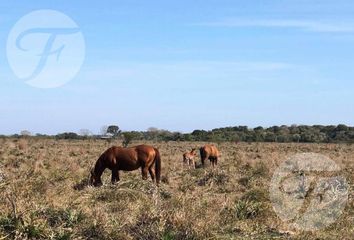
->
[183,148,197,169]
[90,145,161,187]
[200,145,220,168]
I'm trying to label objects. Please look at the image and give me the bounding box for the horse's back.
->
[134,144,157,159]
[201,144,219,158]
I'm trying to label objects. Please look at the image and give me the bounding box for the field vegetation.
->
[0,138,353,239]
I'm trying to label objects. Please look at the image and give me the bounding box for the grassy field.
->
[0,138,353,239]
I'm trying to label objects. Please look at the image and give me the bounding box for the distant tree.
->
[79,129,92,137]
[191,130,208,141]
[107,125,121,138]
[300,132,314,143]
[56,132,80,139]
[265,132,276,142]
[147,127,159,132]
[254,132,265,142]
[100,125,108,135]
[348,131,354,143]
[271,126,281,134]
[254,126,264,132]
[20,130,31,136]
[333,131,350,142]
[318,132,328,142]
[231,133,241,143]
[277,135,290,143]
[183,133,193,141]
[292,134,301,143]
[336,124,348,132]
[48,124,353,143]
[238,126,248,132]
[122,131,141,147]
[159,129,174,142]
[244,132,256,142]
[146,127,160,141]
[171,132,184,141]
[289,125,300,134]
[35,133,47,137]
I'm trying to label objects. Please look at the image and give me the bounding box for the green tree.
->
[122,131,141,147]
[107,125,121,138]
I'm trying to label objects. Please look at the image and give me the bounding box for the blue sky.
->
[0,0,353,135]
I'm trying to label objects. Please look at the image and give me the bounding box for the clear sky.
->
[0,0,353,135]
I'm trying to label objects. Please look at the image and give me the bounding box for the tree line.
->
[5,124,354,144]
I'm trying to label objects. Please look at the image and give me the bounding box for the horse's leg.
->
[183,157,188,168]
[141,166,149,180]
[203,154,210,168]
[149,166,156,183]
[210,157,215,168]
[201,155,207,167]
[111,168,119,184]
[189,158,195,169]
[211,157,218,169]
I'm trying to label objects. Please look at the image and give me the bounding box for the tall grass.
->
[0,139,352,239]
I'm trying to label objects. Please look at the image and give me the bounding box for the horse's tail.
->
[154,148,161,185]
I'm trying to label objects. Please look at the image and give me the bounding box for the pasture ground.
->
[0,138,353,239]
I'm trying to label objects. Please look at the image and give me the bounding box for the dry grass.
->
[0,139,353,239]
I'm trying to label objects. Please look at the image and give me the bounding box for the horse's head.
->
[191,148,197,156]
[89,168,103,187]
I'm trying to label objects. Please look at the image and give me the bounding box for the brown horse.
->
[90,145,161,187]
[200,144,220,168]
[182,148,197,169]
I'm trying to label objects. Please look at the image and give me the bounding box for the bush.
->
[251,162,269,178]
[0,214,45,239]
[234,199,263,220]
[55,132,80,140]
[36,208,85,228]
[122,132,141,147]
[241,188,268,202]
[197,171,229,186]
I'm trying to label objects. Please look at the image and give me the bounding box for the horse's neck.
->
[94,161,105,177]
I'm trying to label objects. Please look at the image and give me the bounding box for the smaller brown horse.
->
[200,144,220,168]
[90,145,161,187]
[182,148,197,169]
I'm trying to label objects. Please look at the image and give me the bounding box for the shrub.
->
[241,188,268,202]
[238,176,250,187]
[197,171,229,186]
[36,207,85,228]
[55,132,80,140]
[122,132,140,147]
[251,162,269,178]
[17,139,28,150]
[0,214,45,239]
[234,199,263,220]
